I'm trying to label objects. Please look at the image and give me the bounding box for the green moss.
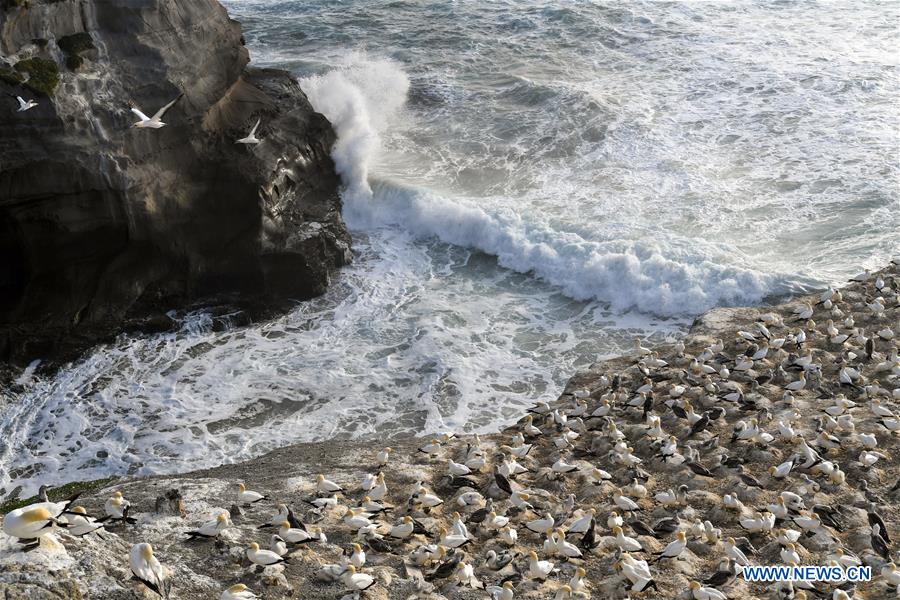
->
[14,57,59,96]
[0,67,24,85]
[58,32,95,55]
[0,478,115,515]
[65,53,84,71]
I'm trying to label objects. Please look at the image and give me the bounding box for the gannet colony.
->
[1,265,898,598]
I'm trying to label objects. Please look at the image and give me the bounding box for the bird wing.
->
[249,118,261,136]
[131,107,150,122]
[16,96,26,109]
[152,93,184,120]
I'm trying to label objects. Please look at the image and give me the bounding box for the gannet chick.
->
[186,512,230,540]
[246,542,287,567]
[15,95,38,112]
[2,506,59,549]
[526,550,554,580]
[130,94,183,129]
[130,543,169,597]
[235,483,266,505]
[316,474,343,494]
[341,565,375,591]
[220,583,258,600]
[236,118,262,145]
[487,581,515,600]
[689,581,727,600]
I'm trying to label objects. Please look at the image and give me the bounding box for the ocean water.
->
[1,0,898,497]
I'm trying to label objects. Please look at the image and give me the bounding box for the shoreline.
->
[1,263,898,599]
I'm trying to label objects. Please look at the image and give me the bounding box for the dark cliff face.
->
[0,0,351,364]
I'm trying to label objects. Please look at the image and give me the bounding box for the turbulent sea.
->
[2,1,898,497]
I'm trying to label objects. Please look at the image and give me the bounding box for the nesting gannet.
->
[780,543,801,566]
[220,583,258,600]
[186,512,230,540]
[526,550,554,579]
[279,520,321,544]
[246,542,287,567]
[316,474,344,494]
[66,506,104,537]
[525,513,555,535]
[130,94,183,128]
[236,483,267,505]
[261,503,303,529]
[103,491,136,523]
[453,561,482,588]
[499,525,518,546]
[130,543,169,597]
[611,525,642,551]
[613,490,640,512]
[2,506,59,549]
[487,581,515,600]
[723,538,749,565]
[881,562,900,587]
[270,534,288,557]
[236,118,262,145]
[341,565,375,591]
[390,516,415,539]
[618,553,656,592]
[689,581,727,600]
[414,486,444,508]
[654,530,687,561]
[309,495,339,509]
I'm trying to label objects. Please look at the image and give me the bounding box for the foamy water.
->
[1,1,897,498]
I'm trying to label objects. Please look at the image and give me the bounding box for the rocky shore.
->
[0,0,351,366]
[1,264,897,599]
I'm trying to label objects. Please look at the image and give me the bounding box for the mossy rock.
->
[0,67,24,86]
[58,32,95,55]
[14,57,59,96]
[0,477,115,515]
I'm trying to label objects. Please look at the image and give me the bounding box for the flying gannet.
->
[130,93,183,128]
[236,118,262,145]
[15,95,38,112]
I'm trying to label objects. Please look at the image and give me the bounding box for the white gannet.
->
[390,516,415,539]
[130,93,183,129]
[499,525,518,546]
[186,512,230,539]
[377,447,392,466]
[2,506,59,548]
[66,506,104,537]
[525,513,555,535]
[487,581,515,600]
[655,530,687,561]
[612,525,643,552]
[104,490,135,522]
[130,543,169,597]
[448,458,471,476]
[414,486,444,508]
[16,95,38,112]
[368,472,388,501]
[270,534,288,556]
[341,565,375,591]
[236,118,262,145]
[236,483,266,505]
[220,583,258,600]
[453,561,481,588]
[349,542,366,568]
[780,543,801,566]
[316,474,344,494]
[526,550,554,579]
[689,581,728,600]
[279,521,320,544]
[724,538,749,565]
[246,542,287,567]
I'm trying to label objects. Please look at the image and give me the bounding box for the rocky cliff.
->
[0,0,351,365]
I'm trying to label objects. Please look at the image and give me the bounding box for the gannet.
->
[270,534,288,556]
[525,513,555,534]
[236,483,266,505]
[526,550,554,579]
[2,506,60,549]
[66,506,104,537]
[341,565,375,591]
[390,516,414,539]
[236,118,262,145]
[376,447,392,466]
[260,503,302,529]
[780,543,801,566]
[769,459,794,479]
[881,562,900,587]
[316,474,343,494]
[220,583,258,600]
[613,491,640,512]
[246,542,287,567]
[776,528,802,546]
[723,538,749,565]
[655,530,687,561]
[310,495,339,509]
[485,511,510,530]
[618,553,656,591]
[367,472,387,501]
[186,512,230,539]
[343,507,374,529]
[689,581,728,600]
[414,486,444,508]
[487,581,515,600]
[103,490,136,523]
[740,512,775,533]
[130,543,169,597]
[130,93,183,128]
[611,525,643,551]
[454,561,482,588]
[279,521,320,544]
[439,525,470,548]
[15,95,38,112]
[499,525,518,546]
